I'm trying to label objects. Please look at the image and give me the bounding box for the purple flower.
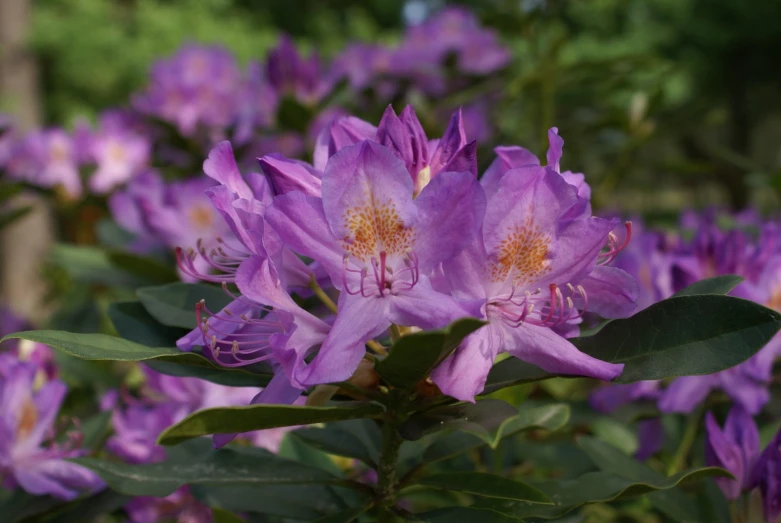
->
[0,360,102,500]
[313,105,476,196]
[265,140,485,388]
[752,428,781,523]
[125,486,213,523]
[705,406,760,500]
[86,111,151,194]
[5,129,83,198]
[431,164,633,401]
[589,381,660,413]
[266,35,330,105]
[133,44,243,136]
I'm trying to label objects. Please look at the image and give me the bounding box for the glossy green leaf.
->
[191,484,350,522]
[293,419,381,466]
[482,358,555,394]
[158,402,385,445]
[415,507,527,522]
[575,295,781,383]
[108,250,178,285]
[474,467,732,519]
[401,400,569,449]
[672,275,743,297]
[72,447,342,497]
[375,318,486,388]
[483,294,781,390]
[138,282,233,329]
[415,472,551,503]
[108,301,187,347]
[1,330,182,361]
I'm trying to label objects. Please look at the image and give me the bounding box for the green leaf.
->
[575,295,781,383]
[375,318,486,388]
[49,244,144,287]
[672,275,744,297]
[474,467,732,519]
[138,282,233,329]
[191,484,351,522]
[401,400,569,449]
[72,447,342,497]
[35,490,131,523]
[79,411,113,450]
[420,403,570,464]
[311,505,370,523]
[210,507,245,523]
[158,402,386,445]
[293,419,381,466]
[483,294,781,391]
[108,301,187,347]
[415,507,526,522]
[107,250,178,285]
[1,330,182,361]
[415,472,551,503]
[590,417,638,456]
[482,358,554,394]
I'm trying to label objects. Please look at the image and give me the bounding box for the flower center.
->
[490,218,551,286]
[342,201,413,262]
[188,204,214,230]
[17,399,38,439]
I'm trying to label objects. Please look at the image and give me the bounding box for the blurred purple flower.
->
[5,129,83,198]
[85,111,151,194]
[705,406,759,500]
[266,36,331,105]
[0,360,102,500]
[133,44,243,136]
[752,427,781,523]
[125,486,213,523]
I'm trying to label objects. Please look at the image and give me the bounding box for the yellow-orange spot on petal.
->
[768,286,781,313]
[188,204,214,230]
[17,399,38,439]
[490,217,551,285]
[343,201,413,262]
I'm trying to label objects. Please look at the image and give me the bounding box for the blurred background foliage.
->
[23,0,781,213]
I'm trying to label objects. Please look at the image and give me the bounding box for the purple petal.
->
[705,411,743,499]
[265,192,343,283]
[505,323,624,381]
[576,266,638,319]
[203,141,253,199]
[658,375,717,413]
[259,154,322,198]
[636,418,664,461]
[442,240,489,301]
[545,127,564,171]
[432,324,503,402]
[388,278,482,331]
[428,108,471,176]
[375,105,429,180]
[724,406,760,489]
[413,170,486,273]
[293,293,390,387]
[480,146,540,200]
[313,116,376,171]
[15,459,104,500]
[320,141,416,261]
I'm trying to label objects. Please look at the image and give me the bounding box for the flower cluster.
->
[592,210,781,417]
[174,105,638,443]
[0,7,508,202]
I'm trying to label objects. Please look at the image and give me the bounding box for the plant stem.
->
[667,404,706,475]
[309,275,338,314]
[390,324,402,343]
[309,274,387,356]
[376,415,403,522]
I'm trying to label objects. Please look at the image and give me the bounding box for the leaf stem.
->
[309,274,338,314]
[667,403,706,475]
[376,408,404,521]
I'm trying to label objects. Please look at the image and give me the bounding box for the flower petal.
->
[203,141,253,199]
[388,277,482,331]
[575,266,638,319]
[505,323,624,381]
[658,375,717,413]
[414,170,486,273]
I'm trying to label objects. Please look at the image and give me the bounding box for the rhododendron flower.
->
[752,427,781,523]
[431,165,634,401]
[266,140,485,387]
[0,360,102,499]
[86,111,150,194]
[314,105,476,195]
[266,36,330,105]
[5,129,83,198]
[705,406,760,500]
